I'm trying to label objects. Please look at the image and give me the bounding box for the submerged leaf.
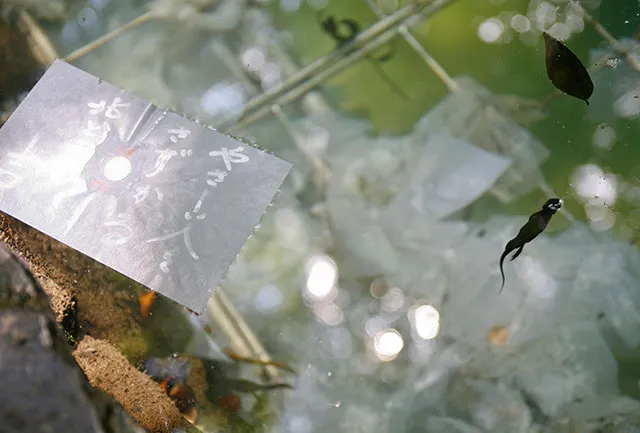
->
[543,32,594,104]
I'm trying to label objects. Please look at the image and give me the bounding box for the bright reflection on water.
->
[547,22,571,40]
[78,7,99,29]
[304,254,338,301]
[255,283,284,313]
[380,287,404,312]
[511,14,531,33]
[200,82,246,118]
[260,62,282,90]
[312,302,344,326]
[305,126,330,153]
[280,0,302,13]
[304,255,344,326]
[572,164,618,231]
[240,45,282,89]
[103,156,131,181]
[373,329,404,362]
[412,305,441,340]
[565,7,585,33]
[573,164,618,231]
[477,18,504,43]
[593,123,617,150]
[517,257,557,300]
[535,2,557,30]
[573,164,618,205]
[613,86,640,118]
[241,46,267,72]
[19,0,640,431]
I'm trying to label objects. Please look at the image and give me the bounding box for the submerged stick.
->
[364,0,461,93]
[226,0,458,133]
[222,0,456,132]
[64,12,155,63]
[207,288,281,380]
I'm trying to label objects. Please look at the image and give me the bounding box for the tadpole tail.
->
[499,250,508,294]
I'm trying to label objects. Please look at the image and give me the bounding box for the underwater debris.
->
[146,353,293,426]
[161,377,198,424]
[139,290,158,319]
[488,326,510,346]
[543,32,594,105]
[383,134,512,223]
[499,198,563,292]
[224,347,296,374]
[215,394,242,413]
[201,357,293,417]
[411,77,550,203]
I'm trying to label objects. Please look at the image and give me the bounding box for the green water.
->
[271,0,640,235]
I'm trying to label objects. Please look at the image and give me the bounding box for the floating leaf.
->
[543,32,594,104]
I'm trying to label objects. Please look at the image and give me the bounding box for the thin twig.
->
[226,0,458,133]
[219,0,441,131]
[364,0,460,93]
[270,105,331,184]
[227,29,397,132]
[207,288,280,380]
[64,12,155,63]
[17,10,59,66]
[211,38,332,194]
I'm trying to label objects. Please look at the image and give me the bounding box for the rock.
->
[74,336,193,433]
[0,241,140,433]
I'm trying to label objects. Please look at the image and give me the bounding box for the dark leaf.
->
[543,32,594,104]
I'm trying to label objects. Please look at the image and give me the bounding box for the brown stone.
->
[74,336,187,433]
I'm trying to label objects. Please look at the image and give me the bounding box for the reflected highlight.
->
[374,329,404,361]
[413,305,440,340]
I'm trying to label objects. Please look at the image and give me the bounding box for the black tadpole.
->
[543,32,594,105]
[320,15,359,46]
[499,198,563,292]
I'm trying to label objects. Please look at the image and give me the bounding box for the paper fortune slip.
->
[0,60,292,313]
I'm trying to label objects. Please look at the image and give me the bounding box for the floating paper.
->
[412,76,549,203]
[383,134,512,223]
[0,60,291,313]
